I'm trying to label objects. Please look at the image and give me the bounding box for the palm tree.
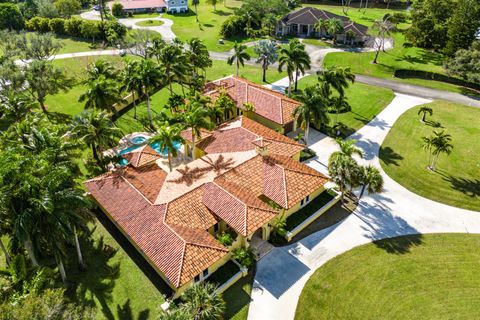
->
[227,42,250,77]
[214,88,236,121]
[253,39,278,83]
[86,59,118,82]
[79,76,121,114]
[192,0,200,21]
[372,18,394,63]
[182,104,213,160]
[418,106,433,123]
[335,138,363,158]
[206,0,218,11]
[180,282,225,320]
[278,39,310,93]
[149,125,184,172]
[71,109,121,168]
[328,152,360,204]
[327,18,344,44]
[187,38,212,78]
[121,60,143,120]
[422,130,453,171]
[317,66,355,97]
[358,165,384,199]
[330,95,350,126]
[0,93,34,124]
[292,86,330,146]
[137,59,165,126]
[314,19,329,38]
[156,45,188,95]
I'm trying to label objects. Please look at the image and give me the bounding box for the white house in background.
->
[108,0,187,13]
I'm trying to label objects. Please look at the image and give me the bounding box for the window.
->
[213,223,219,233]
[194,274,200,283]
[300,199,304,206]
[306,195,310,203]
[202,269,209,278]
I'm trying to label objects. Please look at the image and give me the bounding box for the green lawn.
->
[297,75,395,137]
[296,233,480,320]
[222,272,254,320]
[164,0,254,51]
[135,19,164,27]
[132,12,161,18]
[380,101,480,211]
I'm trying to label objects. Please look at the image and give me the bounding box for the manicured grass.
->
[132,12,161,18]
[69,223,164,319]
[297,75,395,137]
[222,272,254,320]
[164,0,254,51]
[135,19,164,26]
[301,38,333,47]
[24,32,107,54]
[380,101,480,211]
[296,233,480,320]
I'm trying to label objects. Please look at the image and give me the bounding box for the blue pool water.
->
[118,140,182,166]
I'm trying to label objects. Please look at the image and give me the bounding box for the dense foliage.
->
[0,3,25,30]
[445,41,480,84]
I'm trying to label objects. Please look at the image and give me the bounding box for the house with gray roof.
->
[276,7,369,45]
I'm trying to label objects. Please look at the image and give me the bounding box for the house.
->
[276,7,368,45]
[204,76,302,134]
[108,0,187,13]
[84,116,329,297]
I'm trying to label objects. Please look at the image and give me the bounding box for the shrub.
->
[232,247,255,269]
[216,231,234,247]
[26,17,51,33]
[220,15,245,38]
[0,3,25,30]
[80,20,101,42]
[64,17,83,37]
[269,214,287,244]
[49,18,65,34]
[111,2,124,17]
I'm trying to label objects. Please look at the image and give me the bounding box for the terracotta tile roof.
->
[204,76,301,125]
[165,186,219,230]
[122,162,167,203]
[123,145,161,168]
[203,181,278,236]
[196,117,304,158]
[180,128,213,144]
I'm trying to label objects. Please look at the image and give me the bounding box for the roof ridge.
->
[119,173,156,205]
[164,223,187,287]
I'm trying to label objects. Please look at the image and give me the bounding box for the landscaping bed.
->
[205,260,241,287]
[286,191,336,231]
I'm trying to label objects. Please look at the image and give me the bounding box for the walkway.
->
[247,92,480,320]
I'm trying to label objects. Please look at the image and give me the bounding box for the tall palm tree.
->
[187,38,212,78]
[86,59,118,82]
[335,138,363,158]
[372,18,394,63]
[192,0,200,21]
[149,125,184,172]
[418,106,433,123]
[358,165,384,199]
[253,39,278,83]
[79,76,121,114]
[71,109,121,168]
[317,66,355,97]
[328,152,360,204]
[330,95,350,127]
[292,86,329,146]
[180,282,225,320]
[314,19,329,38]
[121,60,143,120]
[422,130,453,171]
[137,59,165,126]
[327,18,344,44]
[182,104,213,160]
[214,88,236,121]
[279,39,310,94]
[227,42,251,77]
[156,45,188,95]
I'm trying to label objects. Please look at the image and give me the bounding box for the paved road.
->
[247,92,480,320]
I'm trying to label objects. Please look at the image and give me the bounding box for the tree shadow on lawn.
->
[459,87,480,100]
[117,299,150,320]
[435,169,480,200]
[355,199,423,254]
[213,9,232,16]
[67,231,121,320]
[379,146,404,166]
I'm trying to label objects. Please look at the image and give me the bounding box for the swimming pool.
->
[117,140,182,166]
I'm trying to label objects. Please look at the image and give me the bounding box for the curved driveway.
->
[247,92,480,320]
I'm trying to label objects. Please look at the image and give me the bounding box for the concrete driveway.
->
[247,93,480,320]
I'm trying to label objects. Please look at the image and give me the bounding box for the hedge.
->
[394,69,480,91]
[25,17,126,44]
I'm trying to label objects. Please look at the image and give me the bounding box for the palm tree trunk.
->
[340,184,345,204]
[91,143,102,167]
[364,0,368,13]
[359,184,366,199]
[287,75,292,96]
[262,63,267,83]
[431,153,439,171]
[39,100,47,113]
[57,256,67,285]
[146,93,152,126]
[304,119,310,147]
[195,4,198,21]
[373,47,380,64]
[24,239,39,267]
[132,92,137,120]
[236,60,239,76]
[294,68,299,92]
[192,133,196,160]
[0,239,11,266]
[74,227,86,270]
[167,151,172,172]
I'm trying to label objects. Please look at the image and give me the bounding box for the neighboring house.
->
[84,116,329,297]
[204,76,302,134]
[108,0,187,13]
[276,7,368,45]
